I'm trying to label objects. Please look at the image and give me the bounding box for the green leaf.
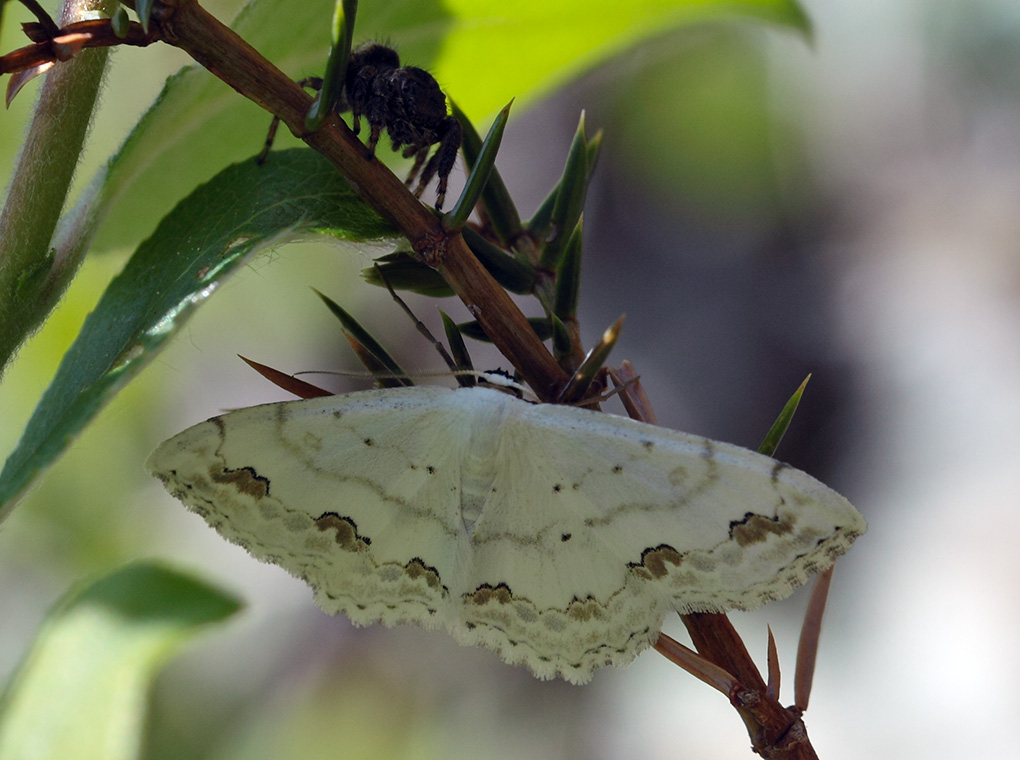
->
[550,311,572,360]
[554,219,584,322]
[0,149,397,516]
[0,562,241,760]
[364,231,535,297]
[362,251,455,297]
[75,0,809,256]
[111,5,131,38]
[136,0,155,32]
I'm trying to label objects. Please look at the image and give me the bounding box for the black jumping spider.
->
[259,42,462,210]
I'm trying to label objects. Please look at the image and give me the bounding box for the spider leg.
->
[297,76,325,92]
[404,143,432,188]
[256,77,324,164]
[414,150,454,208]
[367,121,384,153]
[256,116,283,165]
[347,62,386,136]
[414,117,462,210]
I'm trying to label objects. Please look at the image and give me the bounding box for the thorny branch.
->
[2,19,152,73]
[151,0,569,399]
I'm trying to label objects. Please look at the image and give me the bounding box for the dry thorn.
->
[766,625,781,702]
[795,564,836,711]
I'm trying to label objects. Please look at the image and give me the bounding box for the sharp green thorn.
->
[554,218,583,321]
[540,111,592,269]
[111,5,130,38]
[440,310,475,386]
[362,253,455,297]
[306,0,357,132]
[136,0,154,33]
[758,374,811,457]
[558,315,624,404]
[457,317,553,343]
[461,227,536,295]
[312,288,408,383]
[443,100,513,232]
[550,312,572,361]
[450,99,522,243]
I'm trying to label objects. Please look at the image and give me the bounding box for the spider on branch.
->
[259,42,462,210]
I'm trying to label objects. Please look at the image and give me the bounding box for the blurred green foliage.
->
[0,563,239,760]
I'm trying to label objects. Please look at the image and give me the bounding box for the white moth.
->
[147,385,865,683]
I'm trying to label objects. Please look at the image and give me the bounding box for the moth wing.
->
[146,387,470,629]
[453,400,865,682]
[513,403,866,612]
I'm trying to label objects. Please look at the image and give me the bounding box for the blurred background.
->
[3,0,1019,757]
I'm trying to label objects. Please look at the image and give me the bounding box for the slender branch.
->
[0,0,119,376]
[0,2,565,392]
[1,21,153,81]
[17,0,61,36]
[680,603,818,758]
[142,0,569,399]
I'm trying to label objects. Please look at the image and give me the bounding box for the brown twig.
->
[654,632,739,695]
[685,617,815,759]
[16,0,61,37]
[0,20,154,74]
